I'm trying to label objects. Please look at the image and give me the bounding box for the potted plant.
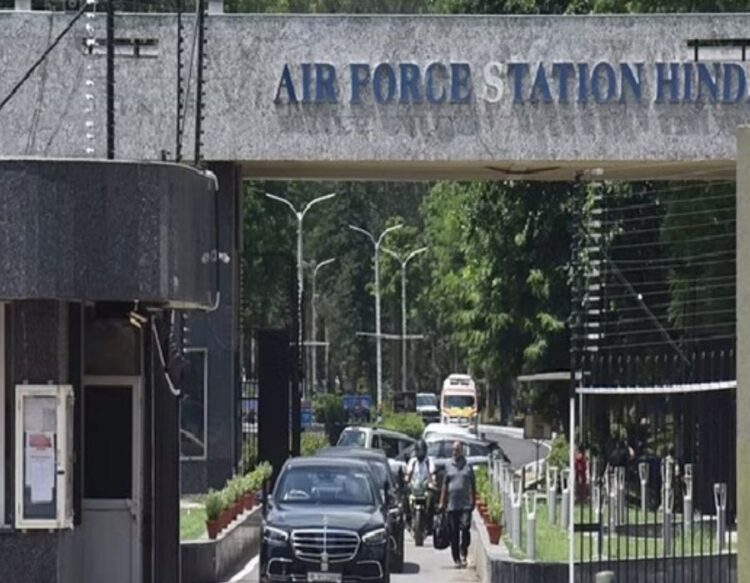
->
[205,489,223,540]
[486,497,503,544]
[229,477,244,519]
[219,489,233,531]
[242,473,257,510]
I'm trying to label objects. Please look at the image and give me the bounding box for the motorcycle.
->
[408,476,434,547]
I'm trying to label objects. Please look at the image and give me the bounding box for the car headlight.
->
[362,527,387,545]
[263,525,289,543]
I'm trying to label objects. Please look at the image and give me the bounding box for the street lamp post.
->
[382,246,427,393]
[310,257,336,394]
[265,192,337,399]
[350,224,403,410]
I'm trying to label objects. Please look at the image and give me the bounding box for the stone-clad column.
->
[737,125,750,583]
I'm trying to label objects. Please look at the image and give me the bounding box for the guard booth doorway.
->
[82,377,142,583]
[82,314,145,583]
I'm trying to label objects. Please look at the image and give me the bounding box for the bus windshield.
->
[443,395,475,408]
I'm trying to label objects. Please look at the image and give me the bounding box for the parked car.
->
[422,422,472,442]
[260,457,390,583]
[336,426,415,478]
[416,392,440,424]
[316,446,406,572]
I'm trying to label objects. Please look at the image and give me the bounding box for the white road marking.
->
[227,554,260,582]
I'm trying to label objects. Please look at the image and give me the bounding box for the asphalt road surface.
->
[478,425,550,470]
[227,532,478,583]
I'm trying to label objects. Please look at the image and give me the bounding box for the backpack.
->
[432,511,450,550]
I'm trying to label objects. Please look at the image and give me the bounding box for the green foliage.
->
[302,432,330,456]
[376,411,425,440]
[488,495,503,523]
[256,461,274,481]
[313,394,346,424]
[204,490,224,521]
[547,434,570,470]
[242,440,257,471]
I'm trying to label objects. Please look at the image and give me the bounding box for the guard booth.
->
[0,159,217,583]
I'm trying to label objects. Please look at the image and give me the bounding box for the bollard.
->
[616,467,626,524]
[638,461,649,515]
[683,464,693,532]
[560,469,571,531]
[595,571,616,583]
[714,483,727,551]
[661,457,673,515]
[511,478,522,549]
[663,487,674,557]
[592,480,602,557]
[547,466,559,525]
[525,491,538,560]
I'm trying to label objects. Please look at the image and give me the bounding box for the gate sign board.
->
[1,13,750,180]
[524,414,553,440]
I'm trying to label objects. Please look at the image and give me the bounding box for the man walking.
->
[439,441,476,568]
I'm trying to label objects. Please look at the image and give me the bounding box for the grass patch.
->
[180,505,207,541]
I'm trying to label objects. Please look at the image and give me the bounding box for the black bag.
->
[432,511,450,550]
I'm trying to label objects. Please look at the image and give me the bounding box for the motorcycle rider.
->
[405,439,436,528]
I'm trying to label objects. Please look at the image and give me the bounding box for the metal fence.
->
[565,181,737,582]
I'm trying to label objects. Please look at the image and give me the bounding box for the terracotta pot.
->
[206,519,221,540]
[220,509,233,531]
[243,493,253,510]
[234,501,244,517]
[249,491,257,508]
[486,523,502,545]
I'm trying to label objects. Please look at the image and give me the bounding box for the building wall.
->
[1,13,750,179]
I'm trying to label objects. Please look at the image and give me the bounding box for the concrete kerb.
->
[181,506,263,583]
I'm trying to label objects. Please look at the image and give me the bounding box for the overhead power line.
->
[0,2,89,115]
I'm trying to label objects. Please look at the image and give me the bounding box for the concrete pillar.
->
[738,125,750,583]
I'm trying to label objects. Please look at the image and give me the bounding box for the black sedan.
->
[315,447,406,573]
[260,457,390,583]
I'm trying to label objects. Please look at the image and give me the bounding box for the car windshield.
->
[444,395,475,408]
[337,429,367,447]
[417,394,437,407]
[276,466,376,506]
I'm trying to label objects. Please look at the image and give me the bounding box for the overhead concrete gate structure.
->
[1,7,750,583]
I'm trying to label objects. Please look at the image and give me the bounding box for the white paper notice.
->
[25,433,55,503]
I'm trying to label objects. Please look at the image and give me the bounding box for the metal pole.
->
[401,262,407,392]
[311,258,335,395]
[374,241,382,409]
[297,213,304,398]
[311,262,317,394]
[106,0,114,160]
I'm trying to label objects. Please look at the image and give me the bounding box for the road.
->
[224,427,539,583]
[478,425,550,470]
[227,532,478,583]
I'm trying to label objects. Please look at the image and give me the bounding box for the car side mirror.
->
[262,481,271,518]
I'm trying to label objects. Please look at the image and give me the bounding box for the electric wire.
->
[605,218,735,237]
[606,232,735,250]
[0,2,89,114]
[599,188,734,212]
[601,206,735,225]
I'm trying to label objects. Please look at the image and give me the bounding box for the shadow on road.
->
[401,562,421,575]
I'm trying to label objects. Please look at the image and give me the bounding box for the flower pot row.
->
[477,497,503,545]
[205,462,272,539]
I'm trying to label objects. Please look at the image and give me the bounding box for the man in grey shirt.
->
[439,441,476,568]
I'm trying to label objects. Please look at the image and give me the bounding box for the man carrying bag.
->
[438,441,476,568]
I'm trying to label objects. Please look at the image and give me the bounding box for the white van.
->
[440,374,478,433]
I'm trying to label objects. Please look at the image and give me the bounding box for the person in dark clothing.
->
[439,441,476,568]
